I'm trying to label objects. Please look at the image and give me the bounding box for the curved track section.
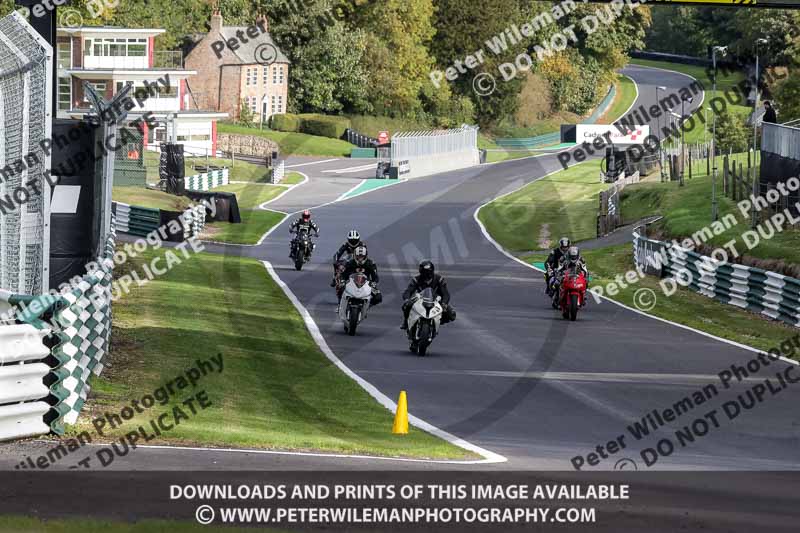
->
[252,66,800,470]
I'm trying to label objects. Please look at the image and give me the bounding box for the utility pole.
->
[711,45,728,222]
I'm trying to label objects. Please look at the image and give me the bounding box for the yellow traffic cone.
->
[392,391,409,435]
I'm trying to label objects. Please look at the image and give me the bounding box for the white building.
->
[56,26,227,155]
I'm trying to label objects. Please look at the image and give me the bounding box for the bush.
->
[238,99,254,127]
[298,115,351,139]
[714,110,750,153]
[271,113,351,139]
[271,113,301,132]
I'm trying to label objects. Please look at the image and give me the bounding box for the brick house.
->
[184,12,290,122]
[56,25,227,156]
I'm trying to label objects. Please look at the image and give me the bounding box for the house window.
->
[277,95,283,113]
[58,77,71,110]
[57,41,71,70]
[262,65,268,85]
[272,65,277,84]
[279,65,284,84]
[250,96,257,113]
[245,68,251,86]
[128,39,146,56]
[87,38,147,57]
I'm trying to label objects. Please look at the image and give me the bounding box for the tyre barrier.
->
[633,230,800,328]
[184,168,229,192]
[112,202,206,242]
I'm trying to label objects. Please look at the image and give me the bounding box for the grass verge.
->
[77,248,471,458]
[598,74,637,124]
[218,123,354,157]
[202,210,286,245]
[279,171,305,185]
[112,187,192,212]
[620,152,800,270]
[477,160,606,251]
[213,183,287,210]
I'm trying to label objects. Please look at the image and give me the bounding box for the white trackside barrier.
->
[0,323,51,364]
[0,363,51,404]
[0,402,51,441]
[390,126,480,179]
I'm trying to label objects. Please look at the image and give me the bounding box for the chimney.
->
[256,13,269,33]
[210,10,223,32]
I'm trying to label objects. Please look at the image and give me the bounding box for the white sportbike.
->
[338,273,374,336]
[405,288,443,356]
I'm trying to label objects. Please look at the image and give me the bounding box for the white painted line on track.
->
[472,166,799,369]
[323,164,377,174]
[261,260,507,465]
[335,180,367,202]
[285,158,339,168]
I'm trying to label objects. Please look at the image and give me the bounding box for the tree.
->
[774,71,800,123]
[351,0,438,117]
[267,0,369,114]
[714,110,749,153]
[238,98,254,126]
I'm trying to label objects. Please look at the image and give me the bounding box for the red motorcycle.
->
[558,268,587,321]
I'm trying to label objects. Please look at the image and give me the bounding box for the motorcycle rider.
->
[289,209,319,258]
[545,237,571,296]
[553,246,589,307]
[400,260,455,330]
[331,229,366,287]
[339,246,382,305]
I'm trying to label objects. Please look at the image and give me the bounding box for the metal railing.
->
[762,122,800,160]
[391,125,478,161]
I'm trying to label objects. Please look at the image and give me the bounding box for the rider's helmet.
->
[302,210,311,222]
[567,246,580,263]
[419,260,435,283]
[559,237,571,253]
[347,230,361,247]
[354,246,368,265]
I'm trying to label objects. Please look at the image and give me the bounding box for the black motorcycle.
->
[290,227,314,271]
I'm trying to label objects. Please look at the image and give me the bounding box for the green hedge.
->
[300,117,350,139]
[271,113,351,139]
[271,113,301,132]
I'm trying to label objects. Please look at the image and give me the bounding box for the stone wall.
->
[216,133,279,158]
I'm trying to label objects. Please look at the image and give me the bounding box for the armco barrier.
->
[0,323,52,440]
[184,168,229,191]
[112,202,160,237]
[632,230,800,328]
[0,402,51,441]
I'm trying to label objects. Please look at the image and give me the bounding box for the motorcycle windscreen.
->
[421,288,435,307]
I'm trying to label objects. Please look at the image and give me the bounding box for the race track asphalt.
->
[250,65,800,471]
[4,65,797,476]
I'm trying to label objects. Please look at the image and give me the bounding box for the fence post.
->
[751,168,758,228]
[688,150,692,180]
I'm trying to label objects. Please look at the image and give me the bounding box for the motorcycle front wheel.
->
[347,309,359,336]
[416,322,432,356]
[294,257,304,271]
[569,294,579,321]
